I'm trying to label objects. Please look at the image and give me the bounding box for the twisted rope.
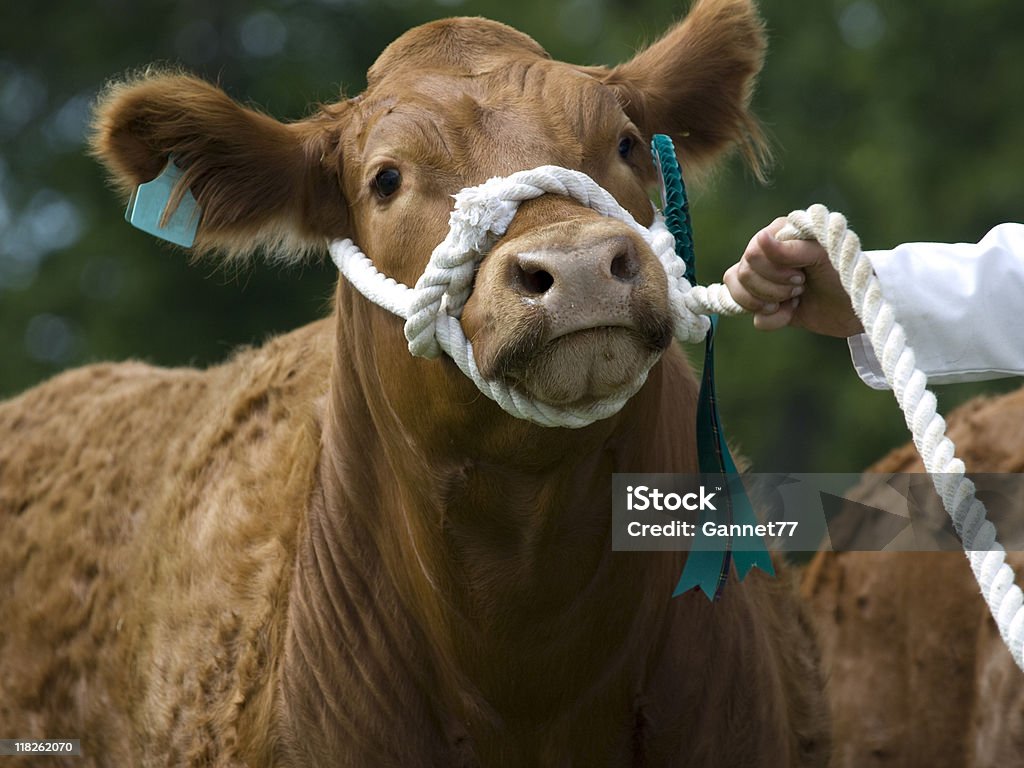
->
[778,204,1024,671]
[329,165,743,429]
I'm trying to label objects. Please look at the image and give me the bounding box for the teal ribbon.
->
[651,134,773,600]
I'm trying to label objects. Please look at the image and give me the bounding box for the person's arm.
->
[855,223,1024,387]
[724,221,1024,388]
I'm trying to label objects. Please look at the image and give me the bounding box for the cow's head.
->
[91,0,766,439]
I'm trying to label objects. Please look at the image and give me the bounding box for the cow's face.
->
[92,0,766,419]
[338,22,681,407]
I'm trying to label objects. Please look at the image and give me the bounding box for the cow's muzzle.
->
[462,205,674,405]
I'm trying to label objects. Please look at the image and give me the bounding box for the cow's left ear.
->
[90,70,350,263]
[588,0,769,179]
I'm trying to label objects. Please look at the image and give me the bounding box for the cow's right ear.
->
[90,71,350,263]
[586,0,770,181]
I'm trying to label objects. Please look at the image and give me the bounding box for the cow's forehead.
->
[366,17,551,87]
[348,63,633,180]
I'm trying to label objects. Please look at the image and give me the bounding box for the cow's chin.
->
[511,327,665,407]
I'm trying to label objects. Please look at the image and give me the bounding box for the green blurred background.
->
[1,0,1021,472]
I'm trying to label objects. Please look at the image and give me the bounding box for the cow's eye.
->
[617,136,633,159]
[373,167,402,199]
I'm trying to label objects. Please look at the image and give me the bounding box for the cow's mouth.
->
[492,321,673,407]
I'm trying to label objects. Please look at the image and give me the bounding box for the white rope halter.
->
[328,165,742,428]
[778,204,1024,672]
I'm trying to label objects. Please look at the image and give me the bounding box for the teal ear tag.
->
[124,158,200,247]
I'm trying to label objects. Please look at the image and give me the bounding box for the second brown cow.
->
[805,386,1024,767]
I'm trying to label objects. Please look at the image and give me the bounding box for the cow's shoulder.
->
[0,317,331,481]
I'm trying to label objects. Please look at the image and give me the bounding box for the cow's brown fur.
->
[1,3,828,765]
[803,387,1024,767]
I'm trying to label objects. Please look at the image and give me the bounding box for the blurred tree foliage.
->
[1,0,1021,472]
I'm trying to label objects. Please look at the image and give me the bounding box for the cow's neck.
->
[281,294,696,757]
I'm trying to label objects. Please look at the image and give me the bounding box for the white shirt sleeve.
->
[847,223,1024,389]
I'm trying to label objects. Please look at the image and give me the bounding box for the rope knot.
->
[447,178,520,254]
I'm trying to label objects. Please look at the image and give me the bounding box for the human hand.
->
[723,218,864,337]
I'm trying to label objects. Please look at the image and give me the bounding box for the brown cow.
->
[804,387,1024,767]
[0,2,829,765]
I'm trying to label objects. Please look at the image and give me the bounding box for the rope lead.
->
[779,204,1024,672]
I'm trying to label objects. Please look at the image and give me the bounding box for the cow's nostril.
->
[516,265,555,295]
[610,250,639,282]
